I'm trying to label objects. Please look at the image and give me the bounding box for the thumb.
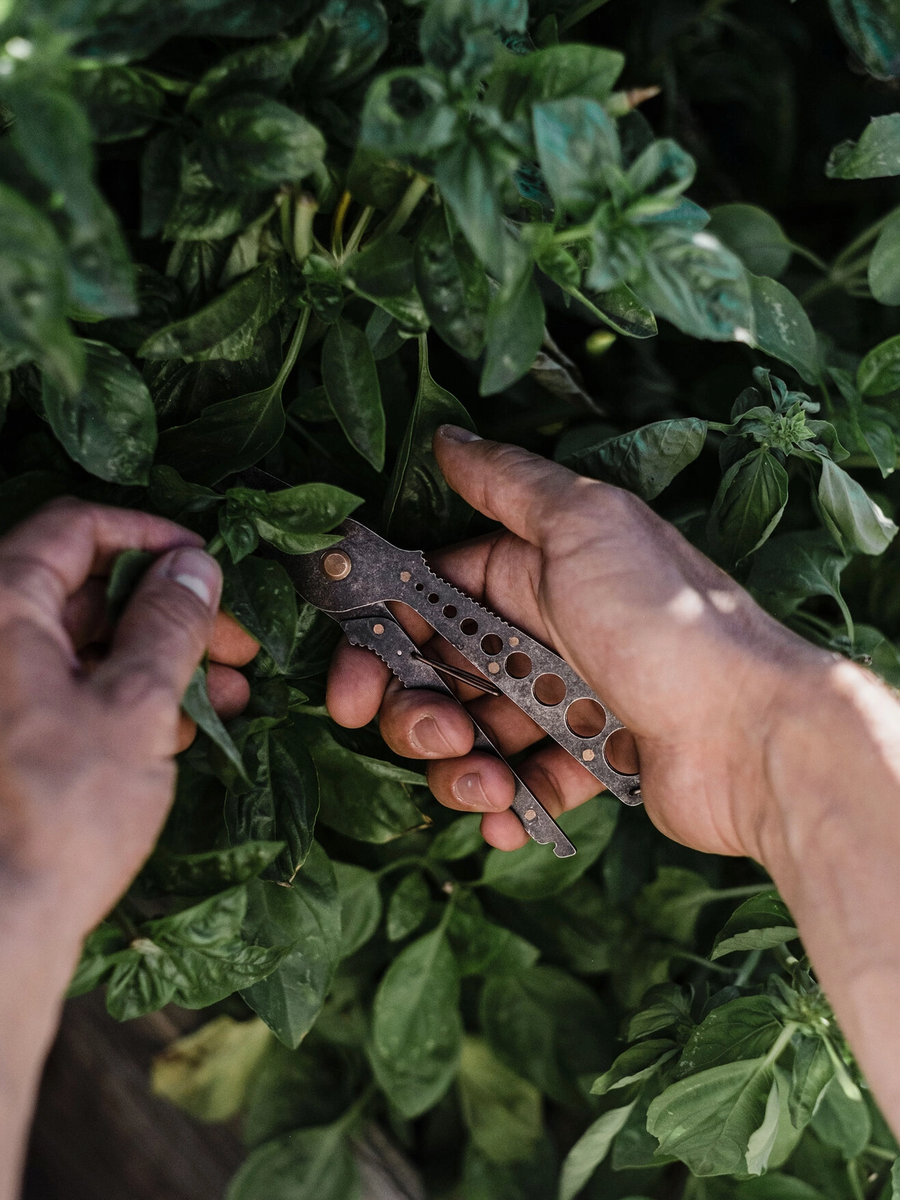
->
[93,547,222,712]
[433,425,581,546]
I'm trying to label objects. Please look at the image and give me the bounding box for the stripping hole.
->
[565,698,606,738]
[415,583,424,591]
[443,604,457,619]
[533,673,566,706]
[481,633,503,655]
[506,652,532,679]
[428,592,439,603]
[604,729,639,775]
[460,618,478,635]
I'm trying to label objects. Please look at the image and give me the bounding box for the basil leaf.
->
[826,5,900,84]
[533,97,621,220]
[677,997,784,1077]
[182,666,250,787]
[711,892,798,960]
[334,862,383,957]
[869,208,900,304]
[818,456,898,555]
[458,1036,543,1166]
[858,332,900,395]
[708,204,794,279]
[709,448,789,563]
[749,274,818,384]
[226,1122,360,1200]
[322,317,385,470]
[386,870,430,942]
[415,207,490,359]
[222,556,298,669]
[558,1102,636,1200]
[222,482,362,556]
[565,417,707,501]
[481,269,545,396]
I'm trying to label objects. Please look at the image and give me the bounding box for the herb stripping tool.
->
[237,468,642,858]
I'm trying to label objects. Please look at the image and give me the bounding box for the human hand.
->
[328,427,832,863]
[0,497,257,941]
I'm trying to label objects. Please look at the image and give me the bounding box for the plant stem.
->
[331,189,353,257]
[763,1022,799,1068]
[848,1160,866,1200]
[379,174,431,238]
[276,305,312,393]
[788,241,829,273]
[669,949,740,976]
[205,532,226,558]
[735,948,763,987]
[342,205,375,260]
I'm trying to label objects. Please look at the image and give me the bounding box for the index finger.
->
[0,496,204,623]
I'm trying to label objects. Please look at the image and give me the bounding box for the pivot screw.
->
[322,551,351,580]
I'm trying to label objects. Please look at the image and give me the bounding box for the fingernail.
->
[163,548,222,611]
[437,424,482,443]
[410,715,453,756]
[452,772,492,809]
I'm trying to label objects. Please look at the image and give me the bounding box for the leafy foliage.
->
[6,0,900,1195]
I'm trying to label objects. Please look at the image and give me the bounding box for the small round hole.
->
[460,618,478,635]
[505,652,532,679]
[533,673,566,706]
[565,698,606,738]
[604,728,639,774]
[428,592,439,603]
[481,633,503,655]
[415,583,424,591]
[443,604,457,619]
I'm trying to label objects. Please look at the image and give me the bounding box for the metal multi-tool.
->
[239,468,641,859]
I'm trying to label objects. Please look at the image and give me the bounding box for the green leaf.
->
[625,983,693,1042]
[345,233,415,298]
[430,814,484,861]
[573,281,658,339]
[139,261,284,363]
[447,894,540,977]
[187,37,310,113]
[481,796,618,900]
[435,136,521,283]
[226,1122,361,1200]
[633,229,755,343]
[182,667,249,786]
[222,483,361,558]
[564,417,707,500]
[459,1036,543,1166]
[7,85,95,221]
[648,1058,789,1176]
[749,531,853,636]
[322,317,385,470]
[858,333,900,395]
[591,1039,678,1095]
[810,1073,871,1158]
[826,3,900,84]
[415,207,490,359]
[240,845,342,1048]
[480,966,610,1107]
[789,1036,834,1129]
[707,205,793,279]
[711,892,798,959]
[557,1102,636,1200]
[333,862,383,957]
[383,335,475,546]
[533,97,621,220]
[678,997,784,1077]
[300,0,389,94]
[199,94,325,193]
[386,870,430,942]
[749,275,818,384]
[305,721,428,843]
[105,548,155,623]
[360,67,459,157]
[370,927,463,1117]
[42,339,156,485]
[869,209,900,304]
[709,448,789,563]
[831,116,900,181]
[481,270,545,396]
[226,713,319,882]
[490,43,624,114]
[461,1140,559,1200]
[142,842,285,896]
[634,867,712,944]
[151,1015,271,1122]
[818,455,898,555]
[222,556,298,669]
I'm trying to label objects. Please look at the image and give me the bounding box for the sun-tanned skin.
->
[5,429,900,1199]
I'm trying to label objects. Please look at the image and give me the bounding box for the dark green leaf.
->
[709,448,789,563]
[818,456,898,555]
[386,870,430,942]
[481,270,545,396]
[532,97,621,220]
[459,1036,543,1166]
[226,1122,360,1200]
[142,842,285,896]
[707,205,793,279]
[810,1073,871,1158]
[789,1037,834,1129]
[748,531,853,634]
[711,892,798,960]
[370,927,463,1117]
[360,68,459,156]
[749,275,818,384]
[240,844,342,1048]
[634,867,712,944]
[490,43,624,114]
[345,233,415,298]
[222,483,361,556]
[565,417,707,500]
[183,667,249,786]
[383,335,474,546]
[322,317,385,470]
[481,795,618,900]
[72,64,166,143]
[858,333,900,395]
[222,556,298,669]
[415,207,490,359]
[558,1102,636,1200]
[677,997,784,1077]
[333,862,383,956]
[187,37,310,113]
[42,339,156,485]
[869,209,900,304]
[199,94,325,193]
[826,4,900,83]
[591,1039,678,1095]
[435,137,521,283]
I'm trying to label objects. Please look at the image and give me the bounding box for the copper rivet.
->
[373,623,384,635]
[524,808,536,821]
[582,749,595,762]
[322,551,351,580]
[509,636,520,647]
[400,570,411,582]
[488,662,500,674]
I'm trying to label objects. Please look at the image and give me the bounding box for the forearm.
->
[0,877,82,1200]
[762,658,900,1130]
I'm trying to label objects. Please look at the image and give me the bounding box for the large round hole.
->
[505,652,533,679]
[415,583,424,591]
[481,633,503,655]
[443,604,457,619]
[533,673,566,706]
[428,592,439,603]
[604,728,639,774]
[460,618,478,635]
[565,698,606,738]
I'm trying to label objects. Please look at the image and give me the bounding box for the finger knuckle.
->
[104,662,179,720]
